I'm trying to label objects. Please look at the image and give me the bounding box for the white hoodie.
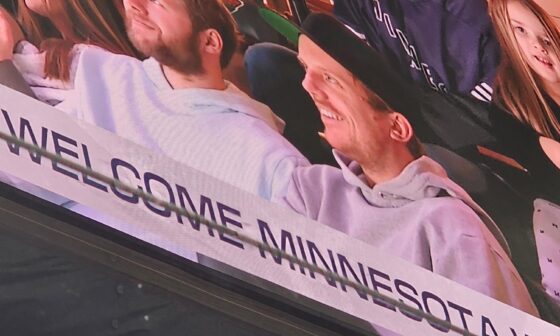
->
[282,151,539,316]
[52,46,310,200]
[12,41,81,105]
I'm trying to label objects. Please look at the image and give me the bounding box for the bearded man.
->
[50,0,309,200]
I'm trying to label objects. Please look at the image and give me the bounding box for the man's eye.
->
[150,0,163,5]
[543,37,552,46]
[323,73,339,85]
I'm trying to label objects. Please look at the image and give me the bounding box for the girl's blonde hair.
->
[17,0,142,81]
[489,0,560,139]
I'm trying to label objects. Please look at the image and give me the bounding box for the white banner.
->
[0,85,557,336]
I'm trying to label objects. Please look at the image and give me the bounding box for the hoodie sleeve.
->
[276,167,308,216]
[424,200,539,316]
[270,156,309,205]
[275,164,339,219]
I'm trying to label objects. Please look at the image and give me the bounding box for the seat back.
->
[534,199,560,306]
[229,0,286,45]
[424,144,541,281]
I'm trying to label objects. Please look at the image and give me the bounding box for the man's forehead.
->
[298,35,353,77]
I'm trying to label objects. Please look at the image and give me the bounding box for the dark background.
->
[0,0,16,14]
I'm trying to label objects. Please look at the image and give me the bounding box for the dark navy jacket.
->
[333,0,500,101]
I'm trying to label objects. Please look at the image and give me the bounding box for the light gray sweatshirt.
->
[282,151,539,316]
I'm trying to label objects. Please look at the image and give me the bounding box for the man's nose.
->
[124,0,148,15]
[302,71,327,102]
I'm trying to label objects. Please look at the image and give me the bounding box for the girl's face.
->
[508,0,560,85]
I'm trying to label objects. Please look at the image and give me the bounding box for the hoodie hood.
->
[335,151,510,254]
[142,57,285,133]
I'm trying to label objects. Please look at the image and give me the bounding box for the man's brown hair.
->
[183,0,238,68]
[359,79,425,159]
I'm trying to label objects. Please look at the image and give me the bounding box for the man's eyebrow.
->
[510,19,524,25]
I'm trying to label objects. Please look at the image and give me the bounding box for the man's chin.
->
[321,133,337,151]
[130,39,158,57]
[127,31,155,54]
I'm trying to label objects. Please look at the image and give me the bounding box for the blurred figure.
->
[0,5,30,95]
[0,0,140,104]
[17,0,140,71]
[490,0,560,140]
[333,0,500,101]
[0,0,16,13]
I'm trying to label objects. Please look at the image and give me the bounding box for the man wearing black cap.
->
[281,13,538,315]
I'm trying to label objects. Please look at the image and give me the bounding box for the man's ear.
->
[200,29,223,56]
[389,112,414,143]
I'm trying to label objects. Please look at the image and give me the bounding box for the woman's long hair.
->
[17,0,141,81]
[490,0,560,139]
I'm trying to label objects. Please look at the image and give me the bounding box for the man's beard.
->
[127,20,204,75]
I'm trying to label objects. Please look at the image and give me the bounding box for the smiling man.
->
[281,13,539,315]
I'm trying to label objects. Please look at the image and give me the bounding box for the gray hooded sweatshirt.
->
[282,151,538,316]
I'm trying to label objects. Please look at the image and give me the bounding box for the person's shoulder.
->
[232,118,309,161]
[76,44,139,65]
[416,196,486,235]
[416,195,474,215]
[291,164,345,191]
[73,44,107,56]
[279,163,344,213]
[73,45,144,80]
[219,83,291,134]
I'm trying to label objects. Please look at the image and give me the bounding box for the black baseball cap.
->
[259,9,421,121]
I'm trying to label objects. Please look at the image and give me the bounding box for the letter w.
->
[2,109,48,163]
